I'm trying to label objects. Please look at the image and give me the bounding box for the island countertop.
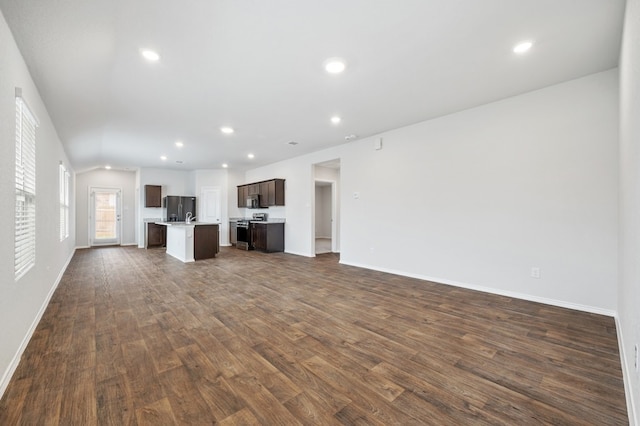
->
[155,221,219,227]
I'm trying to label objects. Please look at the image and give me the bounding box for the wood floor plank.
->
[195,376,246,421]
[283,391,345,426]
[0,246,629,424]
[0,378,31,425]
[217,407,261,425]
[135,397,178,426]
[158,365,216,424]
[58,367,97,425]
[96,374,137,426]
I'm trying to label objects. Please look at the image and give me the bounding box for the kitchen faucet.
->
[185,212,196,224]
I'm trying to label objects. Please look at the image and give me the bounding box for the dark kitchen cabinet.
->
[194,224,219,260]
[251,222,284,252]
[259,181,270,207]
[262,179,285,207]
[248,184,260,195]
[147,222,166,247]
[145,185,162,207]
[239,179,285,207]
[237,185,248,208]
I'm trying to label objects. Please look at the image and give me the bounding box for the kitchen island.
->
[155,222,219,262]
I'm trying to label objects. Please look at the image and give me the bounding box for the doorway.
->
[90,187,121,246]
[315,181,334,254]
[313,159,340,255]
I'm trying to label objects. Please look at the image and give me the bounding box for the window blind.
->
[15,93,38,280]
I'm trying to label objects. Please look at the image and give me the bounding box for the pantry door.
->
[200,186,221,223]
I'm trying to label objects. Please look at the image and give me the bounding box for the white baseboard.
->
[75,245,90,250]
[615,315,638,426]
[338,260,616,317]
[0,249,76,399]
[285,249,314,258]
[120,242,137,247]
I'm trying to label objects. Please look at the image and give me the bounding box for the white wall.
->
[227,168,246,219]
[341,70,619,313]
[75,169,137,247]
[618,0,640,422]
[247,70,619,314]
[0,10,76,396]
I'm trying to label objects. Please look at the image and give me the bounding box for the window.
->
[59,163,69,241]
[15,91,38,280]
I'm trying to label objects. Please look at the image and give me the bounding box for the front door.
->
[90,187,121,246]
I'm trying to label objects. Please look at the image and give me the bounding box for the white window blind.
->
[59,163,69,241]
[15,92,38,280]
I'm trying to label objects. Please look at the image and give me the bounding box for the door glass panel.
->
[94,191,117,240]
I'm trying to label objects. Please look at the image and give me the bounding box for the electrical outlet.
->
[531,267,540,279]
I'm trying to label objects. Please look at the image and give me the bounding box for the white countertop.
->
[155,221,220,227]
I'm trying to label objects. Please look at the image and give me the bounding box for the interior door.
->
[90,187,121,246]
[200,187,221,223]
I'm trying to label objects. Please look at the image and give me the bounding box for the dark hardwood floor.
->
[0,246,628,425]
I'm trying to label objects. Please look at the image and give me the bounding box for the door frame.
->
[89,186,122,246]
[313,179,338,254]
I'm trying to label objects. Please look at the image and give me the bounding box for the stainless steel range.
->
[236,213,267,250]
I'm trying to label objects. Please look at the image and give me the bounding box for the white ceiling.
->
[0,0,625,173]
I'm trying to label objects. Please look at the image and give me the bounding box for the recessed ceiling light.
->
[105,165,112,170]
[247,153,255,159]
[222,163,228,168]
[513,41,533,54]
[220,126,234,134]
[175,141,184,148]
[331,116,341,124]
[141,49,160,62]
[160,155,167,161]
[324,58,346,74]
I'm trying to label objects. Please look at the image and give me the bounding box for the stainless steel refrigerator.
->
[163,196,196,222]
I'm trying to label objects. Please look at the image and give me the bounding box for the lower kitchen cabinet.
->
[251,223,284,252]
[147,222,166,247]
[194,224,220,260]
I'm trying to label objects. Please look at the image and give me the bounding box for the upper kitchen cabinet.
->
[145,185,162,207]
[248,184,260,196]
[259,179,285,207]
[238,179,285,208]
[237,185,249,208]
